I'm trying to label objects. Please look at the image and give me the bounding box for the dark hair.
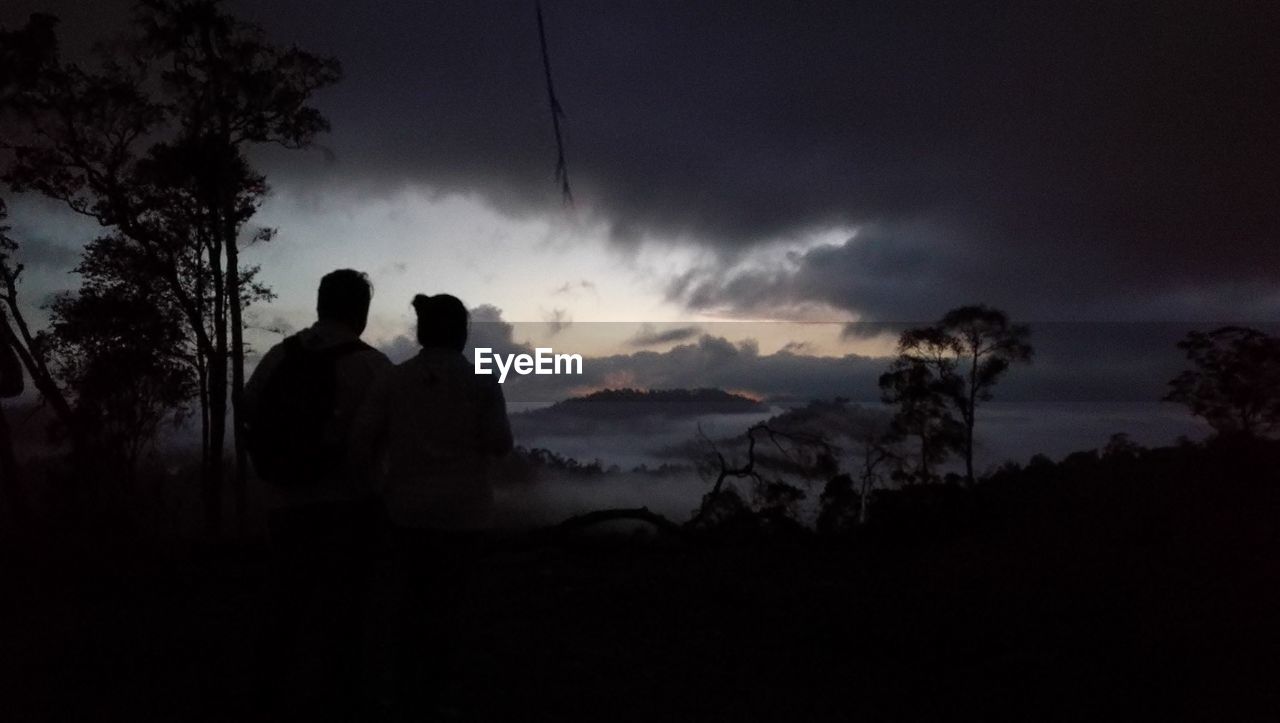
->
[412,294,468,351]
[317,269,372,326]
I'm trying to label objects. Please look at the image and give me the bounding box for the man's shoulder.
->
[249,338,291,379]
[356,345,392,372]
[336,342,391,376]
[350,341,388,360]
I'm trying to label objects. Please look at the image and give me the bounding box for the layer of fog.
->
[496,401,1210,528]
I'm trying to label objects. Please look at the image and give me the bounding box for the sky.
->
[1,0,1276,454]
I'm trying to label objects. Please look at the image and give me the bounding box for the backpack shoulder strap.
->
[279,336,371,362]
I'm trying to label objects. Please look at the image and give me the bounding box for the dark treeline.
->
[2,432,1277,720]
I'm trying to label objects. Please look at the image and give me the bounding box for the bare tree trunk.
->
[206,356,226,535]
[205,238,228,537]
[197,353,210,469]
[858,443,876,525]
[965,351,978,486]
[190,245,213,495]
[197,15,251,537]
[226,226,248,536]
[0,300,73,427]
[206,367,228,527]
[963,422,974,486]
[858,473,872,525]
[918,430,932,484]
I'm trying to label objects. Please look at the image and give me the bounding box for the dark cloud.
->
[627,323,702,348]
[6,1,1277,319]
[378,334,419,365]
[377,261,408,276]
[672,227,1280,322]
[544,308,571,336]
[468,304,534,356]
[551,279,597,297]
[252,315,296,338]
[236,0,1279,320]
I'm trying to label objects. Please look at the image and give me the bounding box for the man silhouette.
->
[244,268,391,719]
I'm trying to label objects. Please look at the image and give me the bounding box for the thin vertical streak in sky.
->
[536,0,573,206]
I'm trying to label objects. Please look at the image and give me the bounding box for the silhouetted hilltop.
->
[509,387,768,440]
[518,387,766,420]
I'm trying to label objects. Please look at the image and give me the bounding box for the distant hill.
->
[517,388,767,420]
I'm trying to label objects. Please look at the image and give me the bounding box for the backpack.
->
[247,335,371,487]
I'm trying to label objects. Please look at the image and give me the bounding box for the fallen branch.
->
[533,506,683,543]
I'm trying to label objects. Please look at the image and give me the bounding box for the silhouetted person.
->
[351,293,513,716]
[244,269,392,720]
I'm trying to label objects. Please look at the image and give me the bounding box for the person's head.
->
[412,294,468,352]
[317,269,372,334]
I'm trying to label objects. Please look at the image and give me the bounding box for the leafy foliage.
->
[879,358,962,483]
[1165,326,1280,438]
[43,234,196,471]
[1,203,202,476]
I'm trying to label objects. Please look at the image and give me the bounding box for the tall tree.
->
[879,354,962,484]
[136,0,338,523]
[1165,326,1280,438]
[883,306,1033,485]
[0,2,339,533]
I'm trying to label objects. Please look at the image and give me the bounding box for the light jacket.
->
[350,347,513,529]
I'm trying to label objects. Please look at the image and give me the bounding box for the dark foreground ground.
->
[2,440,1278,721]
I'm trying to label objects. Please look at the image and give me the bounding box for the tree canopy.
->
[1165,326,1280,438]
[881,305,1033,485]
